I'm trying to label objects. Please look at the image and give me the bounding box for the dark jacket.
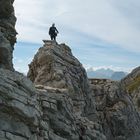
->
[49,27,58,36]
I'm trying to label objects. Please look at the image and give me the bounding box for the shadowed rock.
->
[0,0,17,71]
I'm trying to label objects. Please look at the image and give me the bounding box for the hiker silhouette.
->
[49,23,59,41]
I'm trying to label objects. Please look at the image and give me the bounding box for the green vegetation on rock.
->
[126,76,140,93]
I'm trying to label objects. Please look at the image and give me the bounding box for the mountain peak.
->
[87,67,127,80]
[27,40,82,86]
[27,40,95,115]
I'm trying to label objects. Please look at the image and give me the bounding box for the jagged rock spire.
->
[28,40,88,94]
[28,40,97,116]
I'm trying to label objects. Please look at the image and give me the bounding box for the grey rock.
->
[0,0,17,70]
[0,69,41,139]
[89,78,140,140]
[0,39,106,140]
[6,132,27,140]
[27,40,96,116]
[27,41,106,140]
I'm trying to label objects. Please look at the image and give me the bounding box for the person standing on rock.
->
[49,23,59,41]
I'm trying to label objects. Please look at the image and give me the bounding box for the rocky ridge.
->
[0,41,106,140]
[0,39,140,140]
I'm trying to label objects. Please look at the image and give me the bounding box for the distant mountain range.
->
[86,68,128,81]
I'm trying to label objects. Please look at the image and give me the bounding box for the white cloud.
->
[13,0,140,73]
[14,0,140,52]
[13,57,32,74]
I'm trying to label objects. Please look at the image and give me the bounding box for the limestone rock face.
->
[37,85,106,140]
[0,40,103,140]
[121,66,140,112]
[27,41,107,139]
[28,41,89,95]
[0,68,106,140]
[1,38,140,140]
[27,41,140,139]
[27,40,96,116]
[89,78,140,140]
[0,69,42,140]
[0,0,17,70]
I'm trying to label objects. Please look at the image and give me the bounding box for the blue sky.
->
[13,0,140,74]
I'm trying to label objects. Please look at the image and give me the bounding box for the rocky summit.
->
[0,0,17,70]
[27,40,96,117]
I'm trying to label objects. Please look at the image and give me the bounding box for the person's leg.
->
[54,36,56,41]
[52,36,56,41]
[50,36,53,40]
